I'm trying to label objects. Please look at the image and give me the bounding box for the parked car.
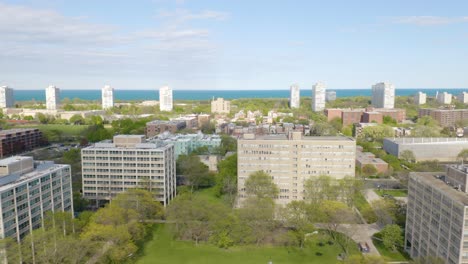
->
[358,242,370,253]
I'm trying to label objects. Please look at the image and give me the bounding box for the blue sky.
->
[0,0,467,90]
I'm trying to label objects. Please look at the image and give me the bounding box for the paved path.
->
[364,189,382,204]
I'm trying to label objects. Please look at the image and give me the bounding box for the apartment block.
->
[101,85,114,109]
[419,108,468,127]
[342,109,365,126]
[383,137,468,162]
[0,156,73,242]
[145,120,187,138]
[0,86,14,108]
[159,86,173,112]
[289,84,300,108]
[406,172,468,263]
[81,135,176,206]
[171,115,199,129]
[356,150,388,174]
[372,82,395,109]
[437,92,453,105]
[211,98,231,114]
[149,133,221,158]
[45,85,60,111]
[0,129,45,158]
[312,82,326,112]
[459,92,468,104]
[372,108,406,122]
[361,112,383,124]
[237,132,356,205]
[414,92,427,105]
[325,108,343,122]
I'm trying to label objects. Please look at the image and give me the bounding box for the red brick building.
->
[362,112,383,124]
[0,128,45,158]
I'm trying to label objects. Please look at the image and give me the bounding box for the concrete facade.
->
[0,156,73,242]
[371,82,395,109]
[211,98,231,114]
[159,86,173,111]
[414,92,427,105]
[149,133,221,158]
[45,85,60,110]
[459,92,468,104]
[237,132,356,205]
[406,172,468,264]
[101,85,114,109]
[81,135,176,206]
[289,84,300,108]
[312,82,326,112]
[0,86,14,108]
[383,137,468,162]
[145,120,187,137]
[437,92,453,104]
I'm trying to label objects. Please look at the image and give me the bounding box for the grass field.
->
[354,192,377,224]
[372,237,410,262]
[375,189,408,197]
[136,224,353,264]
[16,124,89,137]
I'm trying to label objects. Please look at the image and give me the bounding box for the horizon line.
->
[4,87,468,91]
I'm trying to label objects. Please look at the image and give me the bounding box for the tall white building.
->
[101,85,114,109]
[45,85,60,110]
[459,92,468,104]
[311,82,326,112]
[0,156,73,242]
[437,92,452,104]
[211,98,231,114]
[371,82,395,109]
[0,86,14,108]
[81,135,176,206]
[159,86,173,112]
[326,91,337,102]
[289,84,300,108]
[414,92,427,105]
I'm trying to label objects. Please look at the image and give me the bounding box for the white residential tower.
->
[312,82,326,112]
[289,84,300,108]
[159,86,173,112]
[0,86,14,108]
[45,85,60,110]
[371,82,395,109]
[102,85,114,109]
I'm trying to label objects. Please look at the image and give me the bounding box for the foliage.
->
[310,122,337,136]
[410,256,445,264]
[244,171,279,199]
[85,124,112,142]
[344,255,386,264]
[279,201,315,248]
[371,198,406,227]
[458,149,468,163]
[382,115,397,126]
[359,125,394,141]
[214,154,237,205]
[177,154,215,191]
[380,224,403,252]
[304,176,363,207]
[353,192,377,223]
[400,150,416,163]
[361,164,378,177]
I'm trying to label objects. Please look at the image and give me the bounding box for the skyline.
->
[1,1,468,89]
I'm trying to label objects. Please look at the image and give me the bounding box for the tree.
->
[410,256,445,264]
[279,201,315,248]
[383,116,397,126]
[236,197,277,245]
[380,224,403,252]
[244,171,279,199]
[371,198,399,226]
[400,150,416,163]
[359,125,394,141]
[304,176,340,204]
[215,154,238,205]
[458,149,468,164]
[70,114,85,125]
[361,164,378,177]
[177,154,215,192]
[311,122,337,136]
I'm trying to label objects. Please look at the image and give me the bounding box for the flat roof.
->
[0,162,69,191]
[0,156,32,166]
[240,134,355,141]
[410,172,468,206]
[385,137,468,144]
[0,128,39,135]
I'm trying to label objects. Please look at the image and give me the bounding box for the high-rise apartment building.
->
[159,86,173,112]
[326,91,337,102]
[0,86,14,108]
[0,156,73,242]
[312,82,326,112]
[459,92,468,104]
[211,97,231,114]
[371,82,395,109]
[101,85,114,109]
[237,132,356,205]
[419,108,468,127]
[45,85,60,110]
[437,92,452,104]
[289,84,300,108]
[414,92,427,105]
[406,170,468,263]
[81,135,176,206]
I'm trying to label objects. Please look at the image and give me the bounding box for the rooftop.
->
[240,134,354,141]
[385,137,468,144]
[0,156,32,166]
[0,128,39,135]
[410,172,468,206]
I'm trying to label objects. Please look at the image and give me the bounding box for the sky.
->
[0,0,468,90]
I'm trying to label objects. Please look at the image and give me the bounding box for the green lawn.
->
[372,238,410,262]
[16,124,89,137]
[375,189,408,197]
[354,192,377,224]
[136,225,352,264]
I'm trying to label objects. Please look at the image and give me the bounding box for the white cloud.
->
[391,16,468,26]
[157,9,229,24]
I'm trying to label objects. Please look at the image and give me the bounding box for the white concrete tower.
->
[45,85,60,110]
[371,82,395,109]
[159,86,173,111]
[102,85,114,109]
[414,92,427,105]
[0,86,14,108]
[289,84,300,108]
[311,82,326,112]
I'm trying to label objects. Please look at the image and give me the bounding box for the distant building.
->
[0,156,73,242]
[0,129,44,158]
[289,84,300,108]
[371,108,406,122]
[383,137,468,162]
[0,86,14,108]
[326,91,337,102]
[414,92,427,105]
[198,114,211,128]
[312,82,326,112]
[171,115,198,129]
[355,150,388,174]
[149,133,221,158]
[325,108,343,122]
[45,85,60,110]
[342,109,365,126]
[436,92,452,104]
[406,171,468,263]
[211,98,231,114]
[146,120,187,137]
[458,92,468,104]
[237,132,356,205]
[371,82,395,109]
[101,85,114,109]
[361,111,383,124]
[81,135,176,206]
[159,86,173,111]
[419,108,468,127]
